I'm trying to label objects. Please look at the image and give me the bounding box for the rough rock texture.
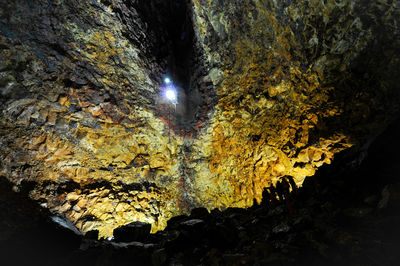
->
[0,0,399,238]
[1,118,400,266]
[191,0,400,207]
[0,0,184,237]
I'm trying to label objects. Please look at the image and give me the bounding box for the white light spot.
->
[165,88,177,102]
[164,77,171,84]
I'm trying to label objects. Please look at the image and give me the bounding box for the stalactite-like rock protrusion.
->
[0,0,399,237]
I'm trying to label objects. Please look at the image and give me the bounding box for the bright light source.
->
[165,88,177,103]
[161,77,177,104]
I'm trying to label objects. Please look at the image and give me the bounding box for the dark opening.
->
[165,0,194,91]
[164,0,204,130]
[133,0,211,136]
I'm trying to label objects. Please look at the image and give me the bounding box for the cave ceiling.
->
[0,0,399,238]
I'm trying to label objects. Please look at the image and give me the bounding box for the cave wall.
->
[189,0,400,206]
[0,0,182,237]
[0,0,399,238]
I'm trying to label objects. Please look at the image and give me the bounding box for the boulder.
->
[378,183,400,209]
[113,221,151,243]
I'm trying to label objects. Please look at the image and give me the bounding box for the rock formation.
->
[0,0,399,238]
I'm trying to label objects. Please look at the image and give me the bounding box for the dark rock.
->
[272,223,290,234]
[168,219,207,247]
[84,230,99,240]
[113,221,151,243]
[364,195,378,205]
[189,207,209,220]
[222,253,248,265]
[378,183,400,209]
[342,207,373,218]
[166,214,188,230]
[152,248,167,266]
[180,219,204,228]
[207,223,238,249]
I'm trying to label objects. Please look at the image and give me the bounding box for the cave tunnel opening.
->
[134,0,207,135]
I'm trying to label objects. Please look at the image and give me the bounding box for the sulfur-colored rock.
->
[0,0,399,238]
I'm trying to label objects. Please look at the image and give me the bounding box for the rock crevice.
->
[0,0,399,237]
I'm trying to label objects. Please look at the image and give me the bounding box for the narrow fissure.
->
[134,0,211,136]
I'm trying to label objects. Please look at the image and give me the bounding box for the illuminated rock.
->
[0,0,399,238]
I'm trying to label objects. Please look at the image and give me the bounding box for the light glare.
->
[164,77,171,84]
[165,88,177,102]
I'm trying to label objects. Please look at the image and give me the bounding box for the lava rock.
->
[152,248,167,266]
[166,214,189,230]
[180,219,205,228]
[272,223,290,234]
[113,221,151,243]
[378,183,400,209]
[84,230,99,240]
[189,207,209,220]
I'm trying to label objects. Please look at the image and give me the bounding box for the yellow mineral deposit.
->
[2,0,396,240]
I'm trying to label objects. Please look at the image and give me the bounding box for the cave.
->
[0,0,400,265]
